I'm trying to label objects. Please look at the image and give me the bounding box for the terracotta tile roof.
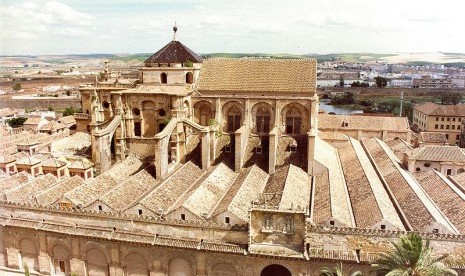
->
[0,171,34,194]
[419,132,448,144]
[51,132,91,156]
[5,174,57,203]
[41,158,66,168]
[64,156,142,206]
[144,40,202,64]
[211,165,268,221]
[0,154,16,164]
[410,145,465,162]
[182,162,237,218]
[197,58,317,93]
[362,138,456,233]
[279,165,311,211]
[139,161,203,214]
[415,170,465,234]
[339,138,404,230]
[414,102,465,116]
[312,167,332,224]
[68,158,94,170]
[35,176,84,206]
[449,172,465,194]
[58,115,76,125]
[262,165,289,206]
[39,120,66,131]
[100,169,158,212]
[319,113,410,131]
[386,138,413,160]
[23,117,42,125]
[314,137,354,227]
[16,156,41,166]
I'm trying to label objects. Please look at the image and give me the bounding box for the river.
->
[319,99,363,115]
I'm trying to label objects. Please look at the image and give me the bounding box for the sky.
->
[1,0,465,55]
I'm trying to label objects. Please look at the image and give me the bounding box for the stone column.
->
[308,100,319,175]
[70,237,86,276]
[215,98,222,125]
[234,130,243,172]
[195,253,207,276]
[269,128,277,174]
[201,129,211,170]
[109,245,124,276]
[38,232,52,275]
[382,130,388,141]
[155,138,169,179]
[209,128,217,163]
[245,99,250,127]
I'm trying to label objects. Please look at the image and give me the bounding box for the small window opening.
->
[59,260,66,272]
[329,220,335,226]
[102,101,110,109]
[416,167,420,172]
[181,214,186,220]
[289,145,297,153]
[424,163,431,168]
[432,228,439,234]
[225,145,231,153]
[186,72,193,84]
[381,224,386,230]
[225,217,230,224]
[160,72,167,84]
[138,209,143,215]
[98,205,102,211]
[158,109,166,117]
[256,146,263,154]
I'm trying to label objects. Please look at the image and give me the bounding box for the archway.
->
[19,238,39,272]
[125,253,148,276]
[86,248,109,276]
[260,264,291,276]
[281,103,310,135]
[160,73,167,84]
[51,244,71,275]
[193,101,214,126]
[168,258,192,276]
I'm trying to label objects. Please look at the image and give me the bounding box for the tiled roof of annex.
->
[410,145,465,162]
[319,113,410,131]
[449,172,465,194]
[138,161,203,214]
[5,174,57,204]
[338,138,404,230]
[0,171,34,194]
[419,132,448,144]
[415,169,465,234]
[279,164,311,211]
[313,137,354,227]
[197,58,317,93]
[414,102,465,116]
[35,176,84,206]
[362,138,457,233]
[101,169,158,212]
[63,156,142,206]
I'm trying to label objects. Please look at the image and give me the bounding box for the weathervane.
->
[173,21,178,40]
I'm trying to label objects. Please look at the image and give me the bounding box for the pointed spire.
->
[173,21,178,41]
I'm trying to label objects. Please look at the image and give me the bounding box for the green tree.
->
[6,117,27,128]
[320,263,362,276]
[63,107,76,116]
[374,76,388,88]
[440,92,462,105]
[13,83,21,91]
[371,233,457,276]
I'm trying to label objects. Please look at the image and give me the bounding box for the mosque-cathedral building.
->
[1,27,465,276]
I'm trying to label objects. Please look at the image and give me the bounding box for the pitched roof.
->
[68,158,94,170]
[58,115,76,125]
[0,155,16,164]
[197,58,317,93]
[319,114,410,131]
[410,145,465,162]
[144,40,202,64]
[35,176,84,206]
[414,102,465,116]
[39,120,66,131]
[16,156,41,166]
[419,132,447,144]
[42,158,67,168]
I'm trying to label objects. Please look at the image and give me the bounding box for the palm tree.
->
[320,263,362,276]
[371,233,457,276]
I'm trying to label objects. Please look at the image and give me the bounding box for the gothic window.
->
[264,214,272,230]
[227,106,241,132]
[186,72,193,84]
[256,107,270,133]
[285,108,302,134]
[134,122,141,136]
[283,216,293,233]
[160,72,167,84]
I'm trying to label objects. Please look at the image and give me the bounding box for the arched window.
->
[186,72,193,84]
[256,107,270,133]
[160,72,167,84]
[227,106,241,132]
[285,107,302,134]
